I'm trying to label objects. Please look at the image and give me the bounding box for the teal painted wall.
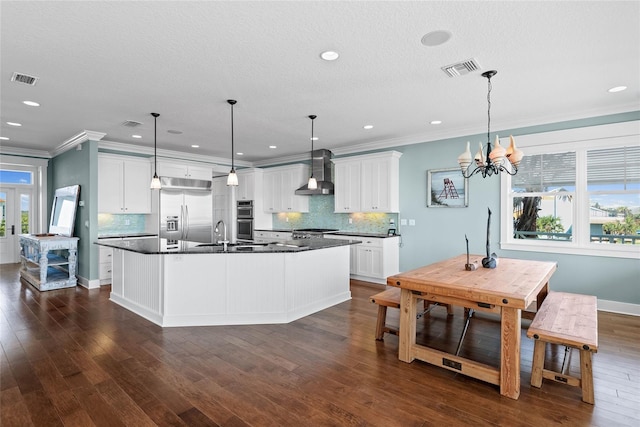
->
[394,112,640,305]
[50,141,99,281]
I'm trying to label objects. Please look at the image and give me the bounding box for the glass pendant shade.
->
[150,112,161,189]
[308,176,317,190]
[150,173,161,189]
[227,169,238,186]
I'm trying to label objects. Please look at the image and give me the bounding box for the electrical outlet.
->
[400,219,407,226]
[285,217,289,222]
[349,218,352,224]
[124,219,130,226]
[409,219,416,226]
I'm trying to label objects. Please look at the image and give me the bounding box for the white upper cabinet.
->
[263,164,309,213]
[236,169,259,201]
[98,154,152,213]
[332,151,401,213]
[334,161,361,212]
[156,160,212,180]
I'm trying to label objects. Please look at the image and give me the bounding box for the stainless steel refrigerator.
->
[159,177,214,243]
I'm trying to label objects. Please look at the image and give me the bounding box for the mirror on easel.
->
[47,185,80,237]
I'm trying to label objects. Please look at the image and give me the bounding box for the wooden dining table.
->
[387,254,557,400]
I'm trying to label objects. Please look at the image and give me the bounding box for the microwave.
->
[237,200,253,219]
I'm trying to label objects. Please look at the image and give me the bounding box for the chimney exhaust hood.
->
[295,149,334,195]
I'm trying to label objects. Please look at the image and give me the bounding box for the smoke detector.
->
[441,58,481,77]
[121,120,143,127]
[11,72,39,86]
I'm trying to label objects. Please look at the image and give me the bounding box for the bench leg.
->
[531,340,546,388]
[445,304,454,316]
[375,305,388,341]
[580,350,595,404]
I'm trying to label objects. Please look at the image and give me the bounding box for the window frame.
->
[500,121,640,260]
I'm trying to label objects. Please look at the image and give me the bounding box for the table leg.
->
[500,306,522,399]
[536,282,549,311]
[399,288,417,363]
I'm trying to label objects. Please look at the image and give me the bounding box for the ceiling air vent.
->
[441,58,481,77]
[11,72,39,86]
[121,120,142,127]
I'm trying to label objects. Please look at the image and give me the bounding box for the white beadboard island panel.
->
[108,246,351,327]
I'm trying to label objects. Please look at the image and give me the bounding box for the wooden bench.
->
[527,291,598,404]
[370,287,453,341]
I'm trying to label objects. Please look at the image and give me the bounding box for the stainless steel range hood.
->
[295,149,335,195]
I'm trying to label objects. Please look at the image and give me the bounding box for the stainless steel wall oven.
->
[237,201,253,240]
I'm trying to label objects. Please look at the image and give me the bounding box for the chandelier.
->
[457,70,523,178]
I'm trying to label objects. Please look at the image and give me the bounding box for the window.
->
[0,169,33,185]
[501,122,640,259]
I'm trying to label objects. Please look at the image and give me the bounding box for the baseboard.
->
[598,299,640,316]
[77,275,100,289]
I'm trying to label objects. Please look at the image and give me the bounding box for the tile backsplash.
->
[98,213,148,236]
[271,195,398,234]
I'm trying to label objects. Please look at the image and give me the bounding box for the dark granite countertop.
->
[254,229,399,238]
[98,233,158,239]
[94,237,361,255]
[326,231,400,238]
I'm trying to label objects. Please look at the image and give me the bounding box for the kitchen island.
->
[95,237,359,327]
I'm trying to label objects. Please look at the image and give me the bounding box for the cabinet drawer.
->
[99,262,112,279]
[356,238,383,248]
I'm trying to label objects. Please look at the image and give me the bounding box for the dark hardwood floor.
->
[1,263,639,426]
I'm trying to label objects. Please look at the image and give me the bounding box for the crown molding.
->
[98,140,252,168]
[0,145,52,159]
[51,130,106,157]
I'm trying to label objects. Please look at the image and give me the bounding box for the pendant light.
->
[226,99,238,186]
[457,70,523,178]
[150,112,162,189]
[307,115,317,190]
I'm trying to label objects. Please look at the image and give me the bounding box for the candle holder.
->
[464,234,478,271]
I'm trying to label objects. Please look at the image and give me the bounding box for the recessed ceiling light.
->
[132,134,142,139]
[167,129,183,134]
[421,30,452,47]
[23,100,40,107]
[237,152,244,156]
[430,120,442,125]
[320,51,339,61]
[363,125,374,130]
[608,86,627,93]
[191,145,200,148]
[269,145,277,149]
[311,137,319,141]
[0,136,9,140]
[6,122,22,126]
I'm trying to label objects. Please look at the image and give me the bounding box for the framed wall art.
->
[427,168,468,208]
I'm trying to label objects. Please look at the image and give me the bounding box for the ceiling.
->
[1,1,638,166]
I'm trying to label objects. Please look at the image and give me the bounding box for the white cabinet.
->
[99,245,113,285]
[325,234,400,284]
[334,161,361,212]
[253,231,292,243]
[355,239,384,278]
[332,151,401,213]
[263,164,309,213]
[237,168,260,201]
[156,160,212,180]
[98,154,152,213]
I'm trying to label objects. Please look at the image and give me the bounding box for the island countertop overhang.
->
[94,236,361,255]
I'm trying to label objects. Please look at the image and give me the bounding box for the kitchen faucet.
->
[214,220,229,251]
